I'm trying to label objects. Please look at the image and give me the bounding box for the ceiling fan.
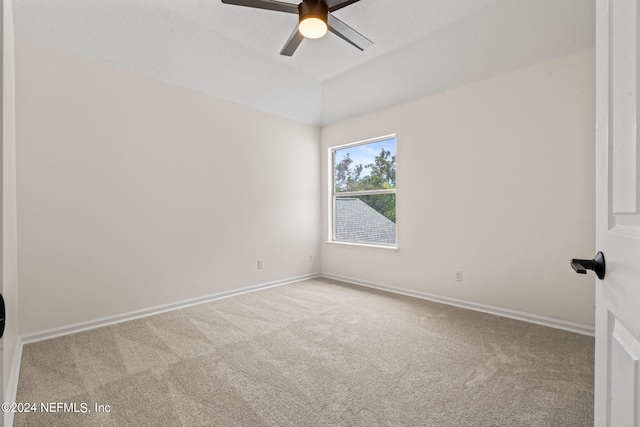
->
[220,0,373,56]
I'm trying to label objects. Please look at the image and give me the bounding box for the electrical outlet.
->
[455,270,463,281]
[257,259,263,269]
[308,253,313,262]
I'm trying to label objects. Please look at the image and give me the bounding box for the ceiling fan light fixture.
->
[299,17,327,39]
[298,0,329,39]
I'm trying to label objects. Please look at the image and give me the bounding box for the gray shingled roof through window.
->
[335,198,396,245]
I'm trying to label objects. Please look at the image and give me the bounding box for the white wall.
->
[15,39,596,335]
[16,39,321,335]
[3,0,20,398]
[321,49,596,325]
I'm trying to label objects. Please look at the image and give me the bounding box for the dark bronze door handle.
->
[570,251,605,280]
[0,294,5,339]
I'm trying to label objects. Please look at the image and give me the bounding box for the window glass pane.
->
[334,138,396,193]
[335,194,396,245]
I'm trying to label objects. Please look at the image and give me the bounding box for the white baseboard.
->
[4,338,23,427]
[21,273,321,345]
[20,271,595,344]
[321,273,595,336]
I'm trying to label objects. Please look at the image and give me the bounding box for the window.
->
[331,135,396,246]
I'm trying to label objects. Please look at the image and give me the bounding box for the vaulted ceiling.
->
[14,0,595,125]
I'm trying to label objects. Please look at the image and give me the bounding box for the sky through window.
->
[334,138,396,179]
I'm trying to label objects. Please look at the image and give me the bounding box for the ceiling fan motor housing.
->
[298,0,329,25]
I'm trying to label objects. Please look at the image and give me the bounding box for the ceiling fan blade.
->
[221,0,298,14]
[325,0,360,12]
[280,26,304,56]
[327,13,372,51]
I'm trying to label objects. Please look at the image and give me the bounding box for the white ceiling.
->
[13,0,595,126]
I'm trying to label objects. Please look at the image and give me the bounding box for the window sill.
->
[325,241,398,253]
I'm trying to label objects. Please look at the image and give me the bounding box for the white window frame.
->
[330,134,397,249]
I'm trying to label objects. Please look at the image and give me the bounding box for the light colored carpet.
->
[14,278,594,426]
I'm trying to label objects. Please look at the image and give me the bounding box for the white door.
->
[0,2,5,424]
[594,0,640,425]
[0,1,5,424]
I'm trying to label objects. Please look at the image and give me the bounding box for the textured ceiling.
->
[13,0,595,125]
